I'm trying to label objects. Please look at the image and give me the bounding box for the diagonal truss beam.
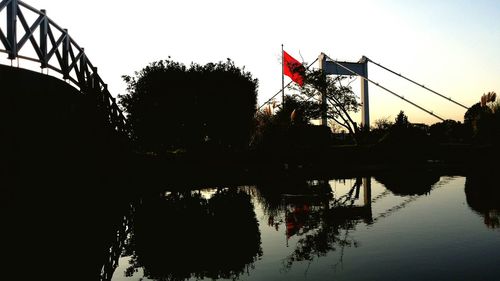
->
[0,0,13,13]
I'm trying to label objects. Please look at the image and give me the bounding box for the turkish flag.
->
[283,51,305,86]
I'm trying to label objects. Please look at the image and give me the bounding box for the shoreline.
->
[131,143,490,189]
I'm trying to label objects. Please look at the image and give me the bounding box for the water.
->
[4,172,498,280]
[108,174,500,281]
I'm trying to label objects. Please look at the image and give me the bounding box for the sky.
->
[1,0,499,126]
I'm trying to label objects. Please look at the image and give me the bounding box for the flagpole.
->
[258,57,318,110]
[281,44,285,107]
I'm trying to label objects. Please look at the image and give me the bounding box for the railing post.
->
[101,84,109,111]
[7,0,18,59]
[40,9,48,68]
[90,66,102,108]
[111,96,118,130]
[79,48,88,88]
[103,85,114,127]
[91,67,103,110]
[91,66,98,90]
[62,28,69,79]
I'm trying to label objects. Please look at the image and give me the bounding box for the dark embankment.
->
[1,65,132,280]
[135,135,497,188]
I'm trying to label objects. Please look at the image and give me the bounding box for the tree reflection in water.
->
[374,170,440,196]
[254,178,371,270]
[123,188,262,280]
[465,173,500,228]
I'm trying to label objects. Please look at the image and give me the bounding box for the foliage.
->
[290,69,361,142]
[464,93,500,144]
[373,116,394,131]
[119,59,258,152]
[363,116,394,144]
[394,110,410,129]
[274,94,320,125]
[378,111,430,147]
[429,119,466,143]
[252,95,331,150]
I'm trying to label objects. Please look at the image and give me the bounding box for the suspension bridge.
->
[260,52,470,128]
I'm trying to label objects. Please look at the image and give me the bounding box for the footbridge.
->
[0,0,128,135]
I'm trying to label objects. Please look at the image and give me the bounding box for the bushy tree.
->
[464,92,500,144]
[252,95,332,150]
[291,69,361,142]
[373,117,394,131]
[119,59,258,152]
[429,119,465,143]
[364,117,395,144]
[379,111,429,147]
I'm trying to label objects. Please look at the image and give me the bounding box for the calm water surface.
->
[107,174,500,281]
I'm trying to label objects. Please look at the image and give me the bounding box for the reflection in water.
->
[374,170,440,196]
[3,188,133,281]
[465,174,500,228]
[121,188,262,280]
[101,204,135,281]
[9,173,496,280]
[104,173,500,280]
[253,179,333,244]
[254,178,372,270]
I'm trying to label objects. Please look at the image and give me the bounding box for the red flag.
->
[283,51,305,86]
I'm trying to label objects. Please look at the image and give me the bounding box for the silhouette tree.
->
[274,94,320,126]
[394,110,410,129]
[119,59,258,152]
[429,119,465,143]
[379,111,429,144]
[252,94,333,152]
[373,116,394,131]
[375,111,433,162]
[362,117,394,144]
[464,93,500,144]
[291,69,361,142]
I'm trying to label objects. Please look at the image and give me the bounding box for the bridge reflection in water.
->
[252,177,376,271]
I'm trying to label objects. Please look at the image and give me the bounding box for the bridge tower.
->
[318,53,369,129]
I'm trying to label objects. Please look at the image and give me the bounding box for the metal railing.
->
[0,0,129,136]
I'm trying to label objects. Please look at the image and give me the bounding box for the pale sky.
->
[2,0,499,126]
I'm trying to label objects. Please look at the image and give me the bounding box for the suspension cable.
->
[366,57,469,110]
[325,56,445,121]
